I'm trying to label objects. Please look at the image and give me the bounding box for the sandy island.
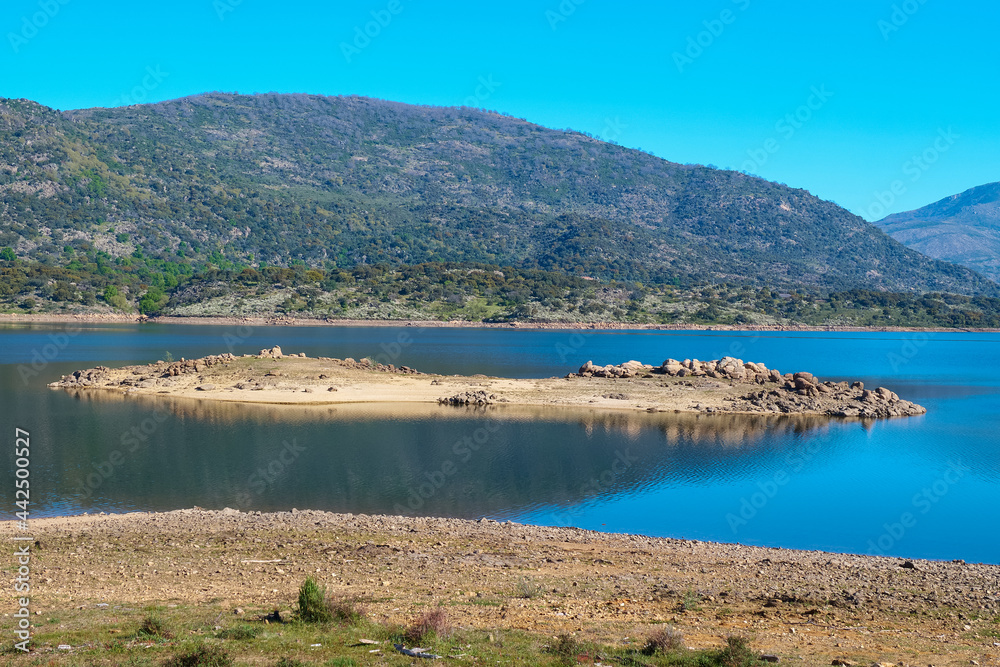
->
[48,346,926,419]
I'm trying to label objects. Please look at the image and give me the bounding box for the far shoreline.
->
[1,311,996,333]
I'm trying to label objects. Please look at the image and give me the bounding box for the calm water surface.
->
[1,323,997,563]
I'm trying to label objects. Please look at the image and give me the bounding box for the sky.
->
[1,0,997,220]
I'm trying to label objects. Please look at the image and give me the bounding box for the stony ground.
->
[3,510,999,666]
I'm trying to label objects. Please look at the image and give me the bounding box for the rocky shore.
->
[4,509,997,666]
[48,347,926,418]
[571,357,926,419]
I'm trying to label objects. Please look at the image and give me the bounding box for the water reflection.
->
[4,323,1000,562]
[40,386,839,520]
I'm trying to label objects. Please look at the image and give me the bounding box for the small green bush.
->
[216,624,262,640]
[273,659,309,667]
[163,644,234,667]
[137,613,173,639]
[718,635,761,667]
[549,633,583,665]
[682,587,702,611]
[297,577,332,623]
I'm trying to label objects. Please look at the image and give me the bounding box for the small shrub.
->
[137,613,173,639]
[643,625,684,654]
[164,644,234,667]
[216,624,262,640]
[718,634,761,667]
[404,608,449,644]
[327,597,365,624]
[120,657,154,667]
[682,588,702,611]
[548,633,583,664]
[514,577,544,599]
[297,577,333,623]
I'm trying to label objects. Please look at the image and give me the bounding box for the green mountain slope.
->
[0,92,996,295]
[875,182,1000,283]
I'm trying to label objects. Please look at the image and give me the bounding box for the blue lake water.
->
[1,322,998,564]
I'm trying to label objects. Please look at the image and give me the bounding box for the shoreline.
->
[11,508,995,566]
[1,311,996,333]
[3,508,997,664]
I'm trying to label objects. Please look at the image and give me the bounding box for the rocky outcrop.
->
[48,349,425,392]
[571,355,926,419]
[438,390,506,406]
[159,354,238,377]
[49,354,240,390]
[654,356,781,383]
[576,360,655,378]
[52,366,112,387]
[326,357,422,375]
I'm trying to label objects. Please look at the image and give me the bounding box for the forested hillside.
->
[877,182,1000,283]
[1,92,995,304]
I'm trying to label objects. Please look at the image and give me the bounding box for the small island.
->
[49,346,926,419]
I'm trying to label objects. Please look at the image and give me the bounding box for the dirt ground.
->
[3,509,998,666]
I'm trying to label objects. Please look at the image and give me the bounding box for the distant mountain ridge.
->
[0,92,996,295]
[876,182,1000,283]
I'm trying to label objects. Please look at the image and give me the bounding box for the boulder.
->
[793,372,817,385]
[661,359,684,376]
[794,377,815,391]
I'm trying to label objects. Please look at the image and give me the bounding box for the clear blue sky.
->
[2,0,997,220]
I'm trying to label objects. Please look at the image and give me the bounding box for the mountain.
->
[876,182,1000,283]
[0,92,996,296]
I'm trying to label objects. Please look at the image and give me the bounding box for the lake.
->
[2,322,998,564]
